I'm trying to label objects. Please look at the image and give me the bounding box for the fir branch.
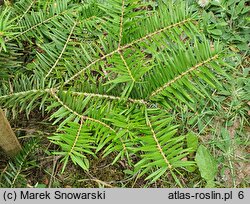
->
[62,49,117,87]
[10,149,30,187]
[146,115,172,169]
[0,0,228,184]
[0,89,51,100]
[121,18,192,50]
[69,117,84,156]
[62,17,192,86]
[119,51,136,82]
[68,91,147,104]
[150,54,219,97]
[44,21,78,79]
[118,0,125,48]
[16,0,36,25]
[0,139,39,188]
[7,10,71,42]
[49,89,115,132]
[0,88,147,105]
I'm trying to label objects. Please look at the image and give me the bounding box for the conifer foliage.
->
[0,0,227,183]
